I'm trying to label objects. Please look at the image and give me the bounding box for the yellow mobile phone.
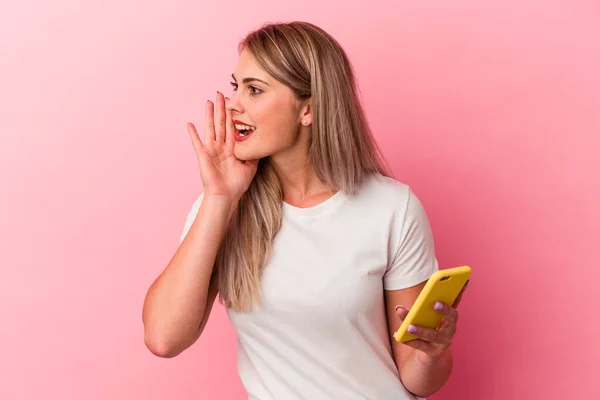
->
[393,266,472,343]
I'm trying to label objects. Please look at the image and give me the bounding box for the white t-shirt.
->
[180,173,438,400]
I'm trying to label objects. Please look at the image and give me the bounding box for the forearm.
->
[142,196,236,356]
[399,349,453,397]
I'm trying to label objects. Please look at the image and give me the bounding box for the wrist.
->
[203,194,239,219]
[415,348,452,368]
[204,192,237,205]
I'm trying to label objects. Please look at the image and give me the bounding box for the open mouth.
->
[234,123,256,140]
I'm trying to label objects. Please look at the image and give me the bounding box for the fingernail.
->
[434,301,443,311]
[395,305,406,312]
[408,325,417,333]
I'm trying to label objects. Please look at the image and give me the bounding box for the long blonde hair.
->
[215,21,392,312]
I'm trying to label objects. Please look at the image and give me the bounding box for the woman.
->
[143,21,467,399]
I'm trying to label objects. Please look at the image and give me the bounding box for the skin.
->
[226,48,333,205]
[385,281,469,396]
[178,48,469,396]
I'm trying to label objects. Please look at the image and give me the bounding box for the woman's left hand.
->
[394,282,468,359]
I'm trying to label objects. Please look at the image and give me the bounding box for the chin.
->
[234,138,285,162]
[234,146,263,162]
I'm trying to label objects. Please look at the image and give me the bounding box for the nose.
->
[226,94,243,114]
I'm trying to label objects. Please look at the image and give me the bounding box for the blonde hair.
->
[215,21,392,312]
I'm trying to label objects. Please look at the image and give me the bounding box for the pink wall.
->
[1,1,598,399]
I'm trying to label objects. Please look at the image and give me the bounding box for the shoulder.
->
[356,172,414,210]
[364,173,411,195]
[352,173,431,229]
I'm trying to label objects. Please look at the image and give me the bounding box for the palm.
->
[188,93,258,199]
[197,140,255,197]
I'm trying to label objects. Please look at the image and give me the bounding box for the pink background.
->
[1,1,598,399]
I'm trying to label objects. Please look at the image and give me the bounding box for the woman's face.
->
[226,48,312,162]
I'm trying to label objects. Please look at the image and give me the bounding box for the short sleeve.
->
[383,189,439,290]
[179,193,204,244]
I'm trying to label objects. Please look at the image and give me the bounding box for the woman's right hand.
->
[187,92,259,201]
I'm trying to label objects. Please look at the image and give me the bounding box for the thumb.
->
[394,305,409,321]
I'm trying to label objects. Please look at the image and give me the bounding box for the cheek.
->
[257,111,297,143]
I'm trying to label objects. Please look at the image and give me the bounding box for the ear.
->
[299,99,313,127]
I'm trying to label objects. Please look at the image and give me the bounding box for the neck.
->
[269,152,334,205]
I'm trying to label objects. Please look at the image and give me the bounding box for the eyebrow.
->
[231,74,270,86]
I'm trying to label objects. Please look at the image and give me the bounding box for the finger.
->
[453,280,469,308]
[406,324,450,344]
[215,92,226,142]
[225,97,235,153]
[433,301,459,324]
[187,122,205,155]
[394,305,409,321]
[401,338,436,354]
[205,100,216,145]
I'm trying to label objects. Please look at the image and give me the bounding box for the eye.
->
[249,86,263,95]
[230,82,238,91]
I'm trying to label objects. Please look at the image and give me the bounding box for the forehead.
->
[233,48,271,82]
